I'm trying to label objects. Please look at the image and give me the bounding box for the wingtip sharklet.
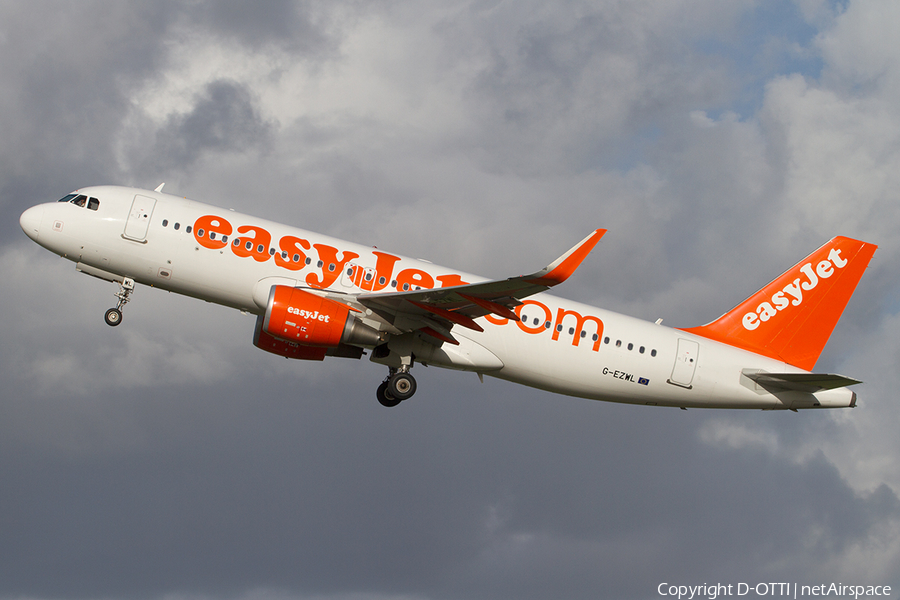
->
[526,228,606,287]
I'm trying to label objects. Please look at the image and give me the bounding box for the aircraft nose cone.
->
[19,205,43,241]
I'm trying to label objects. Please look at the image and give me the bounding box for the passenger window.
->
[639,346,645,354]
[174,223,180,230]
[627,343,633,351]
[651,349,657,357]
[87,197,99,210]
[186,226,192,234]
[162,219,168,227]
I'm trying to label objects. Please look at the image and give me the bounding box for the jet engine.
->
[253,325,328,360]
[258,285,384,353]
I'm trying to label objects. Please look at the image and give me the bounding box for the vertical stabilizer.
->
[682,237,877,370]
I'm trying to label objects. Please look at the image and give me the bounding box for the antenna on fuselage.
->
[154,183,165,192]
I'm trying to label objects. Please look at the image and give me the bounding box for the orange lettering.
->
[355,251,401,291]
[194,215,233,250]
[306,244,359,289]
[436,274,470,288]
[275,235,311,271]
[232,225,273,262]
[516,300,551,334]
[395,268,435,292]
[552,307,604,351]
[484,314,509,326]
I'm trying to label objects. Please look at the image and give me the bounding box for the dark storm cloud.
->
[142,79,275,174]
[0,2,175,237]
[4,1,900,600]
[0,0,341,242]
[185,0,336,53]
[2,372,898,600]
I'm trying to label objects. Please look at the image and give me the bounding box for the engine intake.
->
[262,285,384,348]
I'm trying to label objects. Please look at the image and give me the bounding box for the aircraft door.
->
[668,338,699,388]
[123,194,156,241]
[340,263,357,288]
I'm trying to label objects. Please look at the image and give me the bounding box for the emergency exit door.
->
[668,338,699,388]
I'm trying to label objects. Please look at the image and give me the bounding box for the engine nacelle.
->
[261,285,384,348]
[253,322,328,361]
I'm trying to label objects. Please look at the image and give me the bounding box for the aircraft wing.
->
[355,229,606,344]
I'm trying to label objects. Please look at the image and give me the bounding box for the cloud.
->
[4,1,900,599]
[131,79,276,176]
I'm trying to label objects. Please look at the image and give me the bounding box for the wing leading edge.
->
[356,229,606,343]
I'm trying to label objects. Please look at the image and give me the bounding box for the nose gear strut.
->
[104,277,135,326]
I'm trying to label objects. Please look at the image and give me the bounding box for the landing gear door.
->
[123,194,156,242]
[668,338,699,388]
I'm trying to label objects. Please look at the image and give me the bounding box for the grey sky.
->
[2,1,900,599]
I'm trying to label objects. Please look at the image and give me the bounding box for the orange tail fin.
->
[682,236,877,370]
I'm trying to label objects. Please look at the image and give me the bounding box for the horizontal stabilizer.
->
[743,370,862,393]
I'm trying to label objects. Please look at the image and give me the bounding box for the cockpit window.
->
[56,193,99,210]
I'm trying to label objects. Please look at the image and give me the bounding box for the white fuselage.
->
[19,186,855,410]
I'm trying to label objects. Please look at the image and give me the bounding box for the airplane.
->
[19,184,877,410]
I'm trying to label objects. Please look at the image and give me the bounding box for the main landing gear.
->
[104,277,135,327]
[376,367,417,408]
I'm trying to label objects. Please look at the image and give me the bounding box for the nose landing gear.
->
[104,277,135,327]
[376,368,418,408]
